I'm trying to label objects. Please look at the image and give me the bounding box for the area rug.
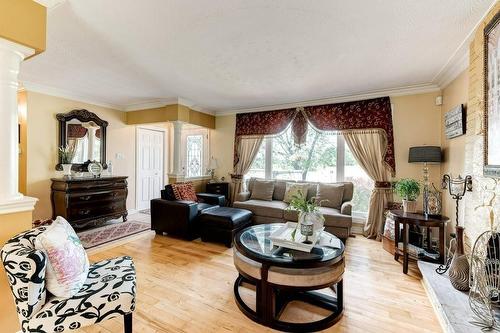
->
[78,220,151,249]
[139,209,151,215]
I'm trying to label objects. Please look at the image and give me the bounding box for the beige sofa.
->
[233,178,353,241]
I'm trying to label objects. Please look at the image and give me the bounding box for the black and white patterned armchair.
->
[1,227,136,333]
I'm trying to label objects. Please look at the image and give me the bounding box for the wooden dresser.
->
[51,176,128,229]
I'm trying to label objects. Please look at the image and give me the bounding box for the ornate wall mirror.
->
[484,12,500,177]
[56,109,108,172]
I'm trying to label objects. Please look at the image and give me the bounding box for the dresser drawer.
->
[69,202,126,220]
[69,190,127,205]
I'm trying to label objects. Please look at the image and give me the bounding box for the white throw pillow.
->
[283,183,309,203]
[35,216,89,298]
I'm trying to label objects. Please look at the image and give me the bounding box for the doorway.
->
[136,127,165,211]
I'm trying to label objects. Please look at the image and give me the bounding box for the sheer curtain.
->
[343,130,392,240]
[230,137,264,203]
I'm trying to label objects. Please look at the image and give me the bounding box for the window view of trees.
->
[247,124,373,216]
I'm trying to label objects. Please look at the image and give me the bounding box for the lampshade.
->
[408,146,441,163]
[208,158,218,169]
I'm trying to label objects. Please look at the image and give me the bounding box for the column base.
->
[0,196,37,333]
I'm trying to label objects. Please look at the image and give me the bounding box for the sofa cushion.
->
[318,207,352,228]
[250,180,275,201]
[161,184,176,200]
[283,182,309,203]
[172,182,198,202]
[273,180,289,201]
[283,208,299,222]
[316,183,344,209]
[233,200,288,219]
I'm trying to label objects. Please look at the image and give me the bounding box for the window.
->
[247,124,373,216]
[186,134,203,177]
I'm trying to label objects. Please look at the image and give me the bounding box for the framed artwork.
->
[484,12,500,178]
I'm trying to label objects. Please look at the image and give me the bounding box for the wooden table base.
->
[233,275,344,332]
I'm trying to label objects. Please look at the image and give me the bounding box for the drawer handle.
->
[80,195,92,201]
[79,209,91,215]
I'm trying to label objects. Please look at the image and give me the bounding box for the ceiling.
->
[20,0,496,114]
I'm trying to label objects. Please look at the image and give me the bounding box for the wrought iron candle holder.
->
[441,174,473,228]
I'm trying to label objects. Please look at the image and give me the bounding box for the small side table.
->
[389,210,449,274]
[206,182,230,205]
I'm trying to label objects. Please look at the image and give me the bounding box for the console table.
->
[389,210,449,274]
[51,176,128,229]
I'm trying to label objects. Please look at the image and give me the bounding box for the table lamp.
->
[408,146,442,217]
[207,157,218,182]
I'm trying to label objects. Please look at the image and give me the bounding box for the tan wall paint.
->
[0,209,34,332]
[440,70,468,232]
[26,92,137,220]
[210,115,236,181]
[126,104,215,129]
[0,0,46,54]
[210,92,443,205]
[18,90,28,194]
[391,92,443,205]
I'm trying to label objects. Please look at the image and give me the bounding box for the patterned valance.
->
[67,124,88,139]
[234,97,395,174]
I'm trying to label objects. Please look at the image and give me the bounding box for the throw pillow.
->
[316,183,345,209]
[172,182,198,201]
[161,184,176,200]
[34,216,89,298]
[250,180,275,201]
[283,183,309,203]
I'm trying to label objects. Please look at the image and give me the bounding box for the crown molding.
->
[214,83,440,116]
[433,0,497,88]
[21,81,125,110]
[124,98,179,111]
[33,0,66,9]
[124,97,216,115]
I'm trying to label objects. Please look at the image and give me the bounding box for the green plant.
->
[394,178,420,201]
[287,190,329,213]
[287,191,327,240]
[59,144,75,164]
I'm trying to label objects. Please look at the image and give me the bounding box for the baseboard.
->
[128,208,138,215]
[351,220,364,235]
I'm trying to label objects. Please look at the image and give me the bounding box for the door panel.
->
[137,128,164,211]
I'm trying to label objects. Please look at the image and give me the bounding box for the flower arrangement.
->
[287,191,326,240]
[58,144,75,164]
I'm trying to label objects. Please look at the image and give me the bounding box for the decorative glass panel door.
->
[186,135,203,177]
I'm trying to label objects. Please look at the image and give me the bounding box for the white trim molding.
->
[215,83,440,116]
[33,0,66,9]
[0,196,38,215]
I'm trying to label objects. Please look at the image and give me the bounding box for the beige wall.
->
[211,115,236,181]
[440,70,468,232]
[26,92,136,220]
[391,92,443,205]
[211,93,443,206]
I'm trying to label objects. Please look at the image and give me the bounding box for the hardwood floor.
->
[77,231,441,333]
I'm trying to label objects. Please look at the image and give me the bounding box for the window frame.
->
[250,132,369,219]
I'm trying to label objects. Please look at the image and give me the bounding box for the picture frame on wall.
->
[484,12,500,178]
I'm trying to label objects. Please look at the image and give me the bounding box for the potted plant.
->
[394,178,420,213]
[287,191,326,242]
[59,144,75,177]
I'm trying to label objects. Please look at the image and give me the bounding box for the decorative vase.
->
[62,164,72,177]
[448,226,470,291]
[402,199,417,213]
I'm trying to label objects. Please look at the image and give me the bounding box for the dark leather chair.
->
[151,185,225,240]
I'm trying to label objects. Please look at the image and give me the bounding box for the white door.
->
[137,128,164,211]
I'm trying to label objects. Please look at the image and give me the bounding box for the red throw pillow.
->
[171,182,198,202]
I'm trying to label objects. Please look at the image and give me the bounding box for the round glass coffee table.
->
[233,223,345,332]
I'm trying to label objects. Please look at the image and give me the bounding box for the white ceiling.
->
[20,0,496,113]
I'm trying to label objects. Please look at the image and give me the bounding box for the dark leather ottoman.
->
[199,207,252,247]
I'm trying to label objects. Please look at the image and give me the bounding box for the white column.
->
[170,121,183,176]
[0,38,37,212]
